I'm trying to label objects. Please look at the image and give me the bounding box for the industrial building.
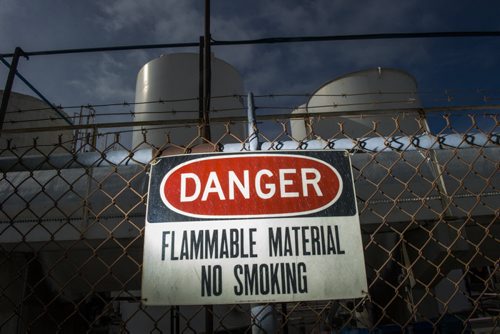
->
[0,53,498,333]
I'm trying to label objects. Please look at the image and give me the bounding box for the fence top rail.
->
[2,31,500,57]
[0,105,498,134]
[0,132,498,172]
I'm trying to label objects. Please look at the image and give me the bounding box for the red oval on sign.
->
[160,154,343,218]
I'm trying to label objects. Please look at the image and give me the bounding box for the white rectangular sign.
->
[142,151,367,305]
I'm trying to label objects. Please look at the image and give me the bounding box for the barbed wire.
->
[2,102,499,127]
[4,108,499,127]
[0,110,497,134]
[4,95,244,114]
[251,89,500,98]
[5,90,500,115]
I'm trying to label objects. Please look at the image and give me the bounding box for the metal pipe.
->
[2,31,500,58]
[282,303,289,334]
[211,31,500,46]
[170,306,174,334]
[0,56,72,125]
[199,36,204,141]
[203,4,214,332]
[0,47,25,129]
[247,92,259,151]
[202,0,212,141]
[418,111,453,217]
[0,132,497,172]
[247,91,278,334]
[0,42,199,58]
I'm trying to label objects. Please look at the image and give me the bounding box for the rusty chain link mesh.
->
[0,107,498,333]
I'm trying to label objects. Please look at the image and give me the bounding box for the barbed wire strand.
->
[6,90,500,116]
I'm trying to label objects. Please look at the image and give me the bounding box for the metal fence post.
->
[247,92,258,151]
[0,47,26,130]
[246,91,279,334]
[417,110,453,217]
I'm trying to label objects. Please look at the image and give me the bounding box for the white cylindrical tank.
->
[291,68,422,140]
[289,104,308,141]
[0,91,73,154]
[131,53,245,149]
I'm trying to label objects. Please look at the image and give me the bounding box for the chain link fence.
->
[0,104,498,333]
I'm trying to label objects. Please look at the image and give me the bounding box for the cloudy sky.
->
[1,0,500,115]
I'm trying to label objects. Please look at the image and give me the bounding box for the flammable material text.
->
[268,225,345,257]
[161,224,345,261]
[161,228,258,261]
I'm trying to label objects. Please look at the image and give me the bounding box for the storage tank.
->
[0,91,73,154]
[131,53,245,149]
[291,68,422,140]
[289,104,308,140]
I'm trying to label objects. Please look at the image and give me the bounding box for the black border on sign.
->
[146,151,356,223]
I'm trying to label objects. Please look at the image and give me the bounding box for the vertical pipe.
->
[247,92,258,151]
[205,305,213,334]
[170,305,180,334]
[202,0,211,141]
[281,303,289,334]
[175,306,180,334]
[204,1,214,331]
[417,110,452,217]
[170,306,175,334]
[199,36,204,142]
[248,92,277,333]
[0,47,24,130]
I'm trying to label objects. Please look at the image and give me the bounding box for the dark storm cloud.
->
[1,0,500,108]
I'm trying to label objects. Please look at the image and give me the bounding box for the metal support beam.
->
[199,36,204,141]
[0,56,72,125]
[246,91,278,334]
[0,47,25,130]
[202,0,212,141]
[2,31,500,58]
[203,1,213,331]
[247,92,259,150]
[417,110,453,217]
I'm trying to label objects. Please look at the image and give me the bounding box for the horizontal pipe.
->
[251,133,499,151]
[0,148,153,172]
[2,31,500,58]
[1,133,497,172]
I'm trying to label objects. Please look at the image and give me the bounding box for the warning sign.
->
[142,151,367,305]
